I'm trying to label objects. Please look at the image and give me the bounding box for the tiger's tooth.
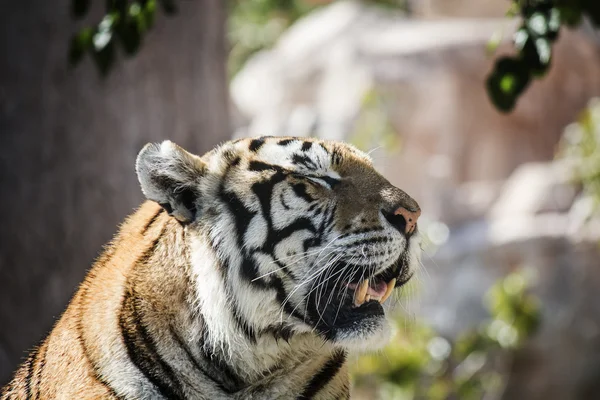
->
[354,279,369,307]
[380,278,397,304]
[358,279,369,301]
[353,290,363,307]
[365,294,371,302]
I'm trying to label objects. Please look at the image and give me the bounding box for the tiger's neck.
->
[186,231,338,379]
[184,229,351,399]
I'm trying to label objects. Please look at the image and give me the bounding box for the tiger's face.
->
[136,137,421,351]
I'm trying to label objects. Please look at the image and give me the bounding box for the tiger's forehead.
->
[224,136,372,176]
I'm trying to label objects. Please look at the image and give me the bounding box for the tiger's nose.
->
[394,206,421,235]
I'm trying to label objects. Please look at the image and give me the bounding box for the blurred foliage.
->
[227,0,408,77]
[69,0,167,75]
[68,0,408,76]
[227,0,316,78]
[487,0,600,112]
[69,0,599,113]
[350,89,401,154]
[558,98,600,203]
[351,269,541,400]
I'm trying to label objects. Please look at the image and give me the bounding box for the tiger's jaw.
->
[307,246,417,351]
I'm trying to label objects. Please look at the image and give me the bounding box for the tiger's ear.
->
[135,141,206,223]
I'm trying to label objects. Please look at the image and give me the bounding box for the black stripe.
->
[274,218,316,244]
[219,189,267,289]
[159,202,174,215]
[230,295,258,342]
[119,289,185,399]
[211,255,258,343]
[76,289,125,399]
[215,160,261,342]
[220,191,256,249]
[199,327,247,391]
[297,350,346,399]
[230,156,241,167]
[142,208,164,234]
[301,141,313,151]
[330,148,343,166]
[279,191,290,210]
[1,381,14,398]
[292,183,314,203]
[318,143,329,155]
[278,139,295,146]
[249,138,266,152]
[271,275,307,322]
[239,256,268,288]
[169,327,243,393]
[262,217,316,254]
[316,175,340,189]
[263,323,294,342]
[335,383,350,400]
[292,154,318,170]
[248,161,282,172]
[321,205,336,235]
[302,237,319,253]
[32,341,48,400]
[218,162,256,269]
[251,174,287,227]
[23,351,35,400]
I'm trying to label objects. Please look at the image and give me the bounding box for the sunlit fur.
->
[2,137,421,399]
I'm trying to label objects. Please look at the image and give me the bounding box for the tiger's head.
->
[136,137,421,352]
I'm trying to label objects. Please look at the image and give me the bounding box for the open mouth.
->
[346,261,413,307]
[347,278,396,306]
[306,253,414,339]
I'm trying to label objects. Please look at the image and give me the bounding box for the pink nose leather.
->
[394,206,421,235]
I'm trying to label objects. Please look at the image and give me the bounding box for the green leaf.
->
[547,8,561,40]
[93,15,117,52]
[129,2,148,34]
[486,57,531,112]
[513,27,529,51]
[143,0,157,29]
[527,12,548,37]
[521,35,552,77]
[535,38,551,65]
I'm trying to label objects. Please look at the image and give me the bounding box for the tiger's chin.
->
[314,295,393,352]
[326,312,392,352]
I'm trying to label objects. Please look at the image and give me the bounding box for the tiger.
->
[1,136,422,399]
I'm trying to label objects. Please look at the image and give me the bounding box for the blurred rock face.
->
[231,2,600,399]
[232,1,600,226]
[414,0,509,18]
[426,160,600,400]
